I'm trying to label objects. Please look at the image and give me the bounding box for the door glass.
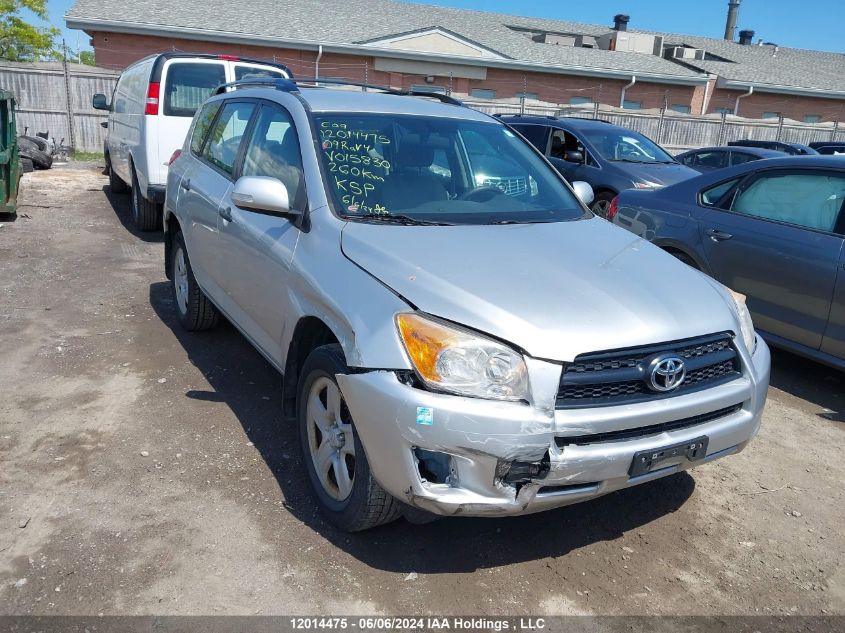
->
[234,65,285,80]
[190,102,221,156]
[241,105,306,209]
[732,172,845,232]
[730,152,758,166]
[163,62,227,117]
[203,102,256,175]
[693,151,727,169]
[700,178,741,208]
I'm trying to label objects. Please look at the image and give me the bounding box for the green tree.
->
[78,49,94,65]
[0,0,60,62]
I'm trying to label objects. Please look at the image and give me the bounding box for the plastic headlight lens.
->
[729,289,757,354]
[396,313,529,401]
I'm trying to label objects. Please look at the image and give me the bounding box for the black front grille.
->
[557,333,741,409]
[555,404,742,447]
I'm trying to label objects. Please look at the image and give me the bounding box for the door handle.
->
[180,178,191,191]
[218,206,233,222]
[706,228,733,241]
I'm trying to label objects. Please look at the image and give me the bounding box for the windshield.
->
[579,128,675,164]
[313,113,586,225]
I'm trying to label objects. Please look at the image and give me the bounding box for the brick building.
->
[66,0,845,122]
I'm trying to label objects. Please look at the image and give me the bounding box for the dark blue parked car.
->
[675,145,785,173]
[610,156,845,370]
[499,115,698,217]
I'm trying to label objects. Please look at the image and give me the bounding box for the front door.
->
[697,168,845,349]
[216,102,306,362]
[821,237,845,360]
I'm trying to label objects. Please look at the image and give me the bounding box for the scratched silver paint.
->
[166,87,771,518]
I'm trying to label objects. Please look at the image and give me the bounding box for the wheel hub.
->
[327,425,345,449]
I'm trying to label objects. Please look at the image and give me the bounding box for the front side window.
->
[190,102,221,156]
[163,62,227,117]
[580,128,674,164]
[700,178,741,208]
[731,171,845,232]
[313,113,585,225]
[202,101,255,175]
[241,105,306,210]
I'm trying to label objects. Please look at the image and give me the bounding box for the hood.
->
[622,161,698,187]
[341,218,739,362]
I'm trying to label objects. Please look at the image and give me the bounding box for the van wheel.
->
[107,155,129,194]
[298,344,401,532]
[590,192,615,219]
[131,167,161,231]
[171,231,219,331]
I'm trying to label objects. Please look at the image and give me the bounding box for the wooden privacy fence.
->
[0,60,118,152]
[467,100,845,152]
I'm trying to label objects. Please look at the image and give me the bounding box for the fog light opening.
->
[414,448,456,485]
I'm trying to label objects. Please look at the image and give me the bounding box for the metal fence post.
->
[592,101,600,120]
[776,115,785,141]
[832,120,840,142]
[657,106,666,144]
[61,40,76,151]
[717,112,727,146]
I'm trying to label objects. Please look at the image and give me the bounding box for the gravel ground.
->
[0,165,843,616]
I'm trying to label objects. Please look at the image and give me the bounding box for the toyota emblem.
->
[646,355,686,392]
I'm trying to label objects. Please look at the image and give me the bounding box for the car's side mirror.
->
[564,150,584,164]
[92,93,109,111]
[572,181,594,206]
[231,176,300,217]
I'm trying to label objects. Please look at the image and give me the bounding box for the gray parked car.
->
[611,156,845,371]
[498,115,699,217]
[164,78,770,531]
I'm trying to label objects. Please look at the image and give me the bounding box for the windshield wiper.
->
[358,213,452,226]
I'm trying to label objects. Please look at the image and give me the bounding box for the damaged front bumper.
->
[336,338,770,518]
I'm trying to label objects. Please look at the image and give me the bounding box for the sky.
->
[36,0,845,55]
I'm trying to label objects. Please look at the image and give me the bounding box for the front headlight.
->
[395,313,529,401]
[728,289,757,354]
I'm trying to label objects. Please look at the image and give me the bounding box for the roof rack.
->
[213,76,465,106]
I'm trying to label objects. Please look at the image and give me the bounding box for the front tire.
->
[171,231,219,331]
[107,154,129,194]
[131,167,161,231]
[297,344,400,532]
[590,192,615,219]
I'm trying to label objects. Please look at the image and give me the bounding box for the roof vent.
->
[613,14,630,31]
[738,29,754,45]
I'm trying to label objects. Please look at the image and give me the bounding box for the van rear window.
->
[163,63,226,117]
[234,65,285,81]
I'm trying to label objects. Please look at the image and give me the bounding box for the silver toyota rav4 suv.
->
[163,78,770,532]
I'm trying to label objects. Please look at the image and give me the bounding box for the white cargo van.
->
[93,53,291,231]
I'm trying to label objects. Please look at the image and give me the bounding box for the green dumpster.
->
[0,89,20,217]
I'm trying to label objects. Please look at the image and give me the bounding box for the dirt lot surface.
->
[1,165,844,617]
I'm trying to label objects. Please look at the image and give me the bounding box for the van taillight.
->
[145,82,160,115]
[606,196,619,221]
[168,149,182,166]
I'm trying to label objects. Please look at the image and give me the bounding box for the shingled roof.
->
[66,0,845,95]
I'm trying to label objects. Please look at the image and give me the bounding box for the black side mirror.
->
[564,150,584,164]
[92,94,109,111]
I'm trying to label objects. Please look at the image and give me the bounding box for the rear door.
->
[215,101,306,361]
[697,168,845,349]
[179,100,256,302]
[154,59,227,187]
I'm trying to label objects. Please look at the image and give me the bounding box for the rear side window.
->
[202,102,255,175]
[511,124,549,153]
[163,63,226,117]
[700,178,741,208]
[190,102,221,156]
[234,65,285,80]
[730,152,758,166]
[693,151,727,169]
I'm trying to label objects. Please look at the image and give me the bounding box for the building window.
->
[622,100,642,110]
[762,111,780,120]
[670,104,691,114]
[804,114,822,123]
[569,96,593,105]
[515,91,539,101]
[715,107,734,115]
[410,84,446,94]
[470,88,497,100]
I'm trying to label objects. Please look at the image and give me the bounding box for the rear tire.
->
[298,344,401,532]
[107,154,129,194]
[131,167,161,231]
[171,231,219,331]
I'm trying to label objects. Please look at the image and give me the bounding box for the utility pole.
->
[724,0,741,41]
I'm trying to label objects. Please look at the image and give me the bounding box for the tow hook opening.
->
[414,448,458,485]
